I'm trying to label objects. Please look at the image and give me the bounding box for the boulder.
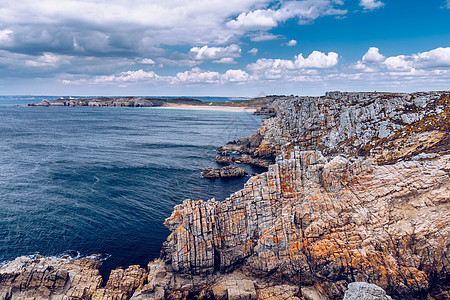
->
[343,282,392,300]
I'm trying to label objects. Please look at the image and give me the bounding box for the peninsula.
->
[27,96,279,112]
[2,91,449,300]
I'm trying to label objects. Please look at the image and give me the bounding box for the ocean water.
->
[0,96,263,275]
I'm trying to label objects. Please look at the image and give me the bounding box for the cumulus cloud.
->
[173,67,251,83]
[350,47,385,72]
[413,47,450,68]
[446,0,450,9]
[226,0,347,30]
[222,69,250,82]
[359,0,384,10]
[248,51,338,72]
[383,56,413,72]
[362,47,385,62]
[247,51,338,79]
[189,44,241,62]
[226,9,278,30]
[353,46,450,73]
[287,40,297,46]
[175,67,221,83]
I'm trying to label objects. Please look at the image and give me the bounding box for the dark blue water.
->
[0,97,263,275]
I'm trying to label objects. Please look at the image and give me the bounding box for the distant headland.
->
[27,96,280,113]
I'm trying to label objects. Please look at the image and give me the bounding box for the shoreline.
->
[157,104,256,112]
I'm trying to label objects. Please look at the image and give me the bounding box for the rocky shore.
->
[1,91,449,299]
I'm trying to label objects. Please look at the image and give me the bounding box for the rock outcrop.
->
[2,91,449,300]
[200,166,248,178]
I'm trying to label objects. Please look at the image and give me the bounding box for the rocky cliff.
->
[1,91,449,300]
[163,91,450,299]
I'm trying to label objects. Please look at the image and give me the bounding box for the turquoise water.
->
[0,97,263,275]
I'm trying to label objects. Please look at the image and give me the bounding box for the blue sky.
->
[0,0,449,96]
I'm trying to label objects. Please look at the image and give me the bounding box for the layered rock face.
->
[163,92,450,299]
[0,256,148,300]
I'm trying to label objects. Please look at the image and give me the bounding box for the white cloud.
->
[250,33,279,42]
[247,51,339,79]
[248,48,258,55]
[359,0,384,10]
[383,56,413,72]
[140,58,155,64]
[296,51,339,68]
[213,57,237,64]
[354,46,450,73]
[362,47,385,62]
[446,0,450,9]
[413,47,450,68]
[189,44,241,61]
[287,40,297,46]
[226,9,278,30]
[226,0,346,30]
[222,69,250,82]
[350,47,385,72]
[175,67,221,83]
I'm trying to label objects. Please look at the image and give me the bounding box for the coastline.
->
[1,91,449,300]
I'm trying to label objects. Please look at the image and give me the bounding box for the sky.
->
[0,0,449,96]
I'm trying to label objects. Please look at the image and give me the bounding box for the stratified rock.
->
[0,256,150,300]
[200,165,248,178]
[92,265,148,299]
[0,256,102,299]
[343,282,392,300]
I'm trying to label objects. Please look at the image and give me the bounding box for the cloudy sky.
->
[1,0,449,96]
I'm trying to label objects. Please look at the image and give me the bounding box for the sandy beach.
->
[158,104,256,112]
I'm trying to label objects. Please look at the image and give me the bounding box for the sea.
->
[0,95,264,276]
